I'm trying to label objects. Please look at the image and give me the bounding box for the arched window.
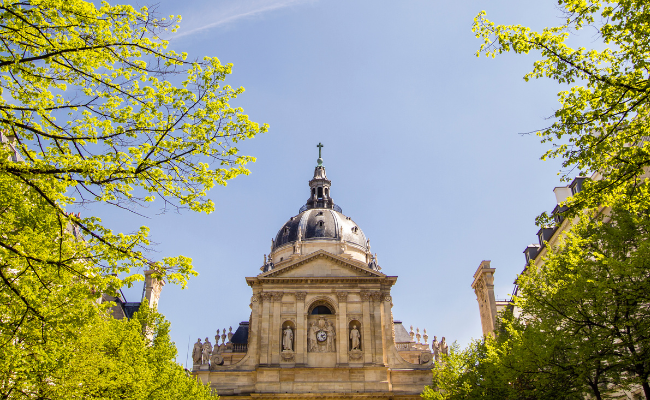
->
[311,305,332,315]
[317,187,323,198]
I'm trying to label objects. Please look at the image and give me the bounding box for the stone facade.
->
[193,154,436,399]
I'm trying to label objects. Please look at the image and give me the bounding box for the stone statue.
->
[440,337,449,356]
[202,337,213,365]
[350,324,361,350]
[432,336,440,362]
[325,320,336,352]
[308,322,318,352]
[283,326,294,351]
[192,338,202,365]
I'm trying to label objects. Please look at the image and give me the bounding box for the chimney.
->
[553,186,572,204]
[144,270,164,309]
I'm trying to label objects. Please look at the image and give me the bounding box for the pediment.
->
[260,250,384,279]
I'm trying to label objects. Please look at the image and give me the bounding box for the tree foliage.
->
[473,0,650,217]
[423,205,650,400]
[0,0,266,397]
[0,0,267,289]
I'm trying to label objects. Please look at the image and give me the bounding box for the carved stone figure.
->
[202,337,213,365]
[432,336,440,362]
[192,338,202,365]
[308,322,318,352]
[440,337,449,356]
[283,326,294,351]
[325,320,336,352]
[350,324,361,350]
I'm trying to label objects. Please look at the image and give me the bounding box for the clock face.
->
[316,331,327,342]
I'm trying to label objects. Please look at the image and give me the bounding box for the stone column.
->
[270,292,283,364]
[337,292,348,365]
[259,292,272,365]
[295,292,307,365]
[372,291,386,365]
[360,291,373,364]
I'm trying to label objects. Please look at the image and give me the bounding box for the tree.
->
[0,0,266,397]
[424,205,650,399]
[514,205,650,398]
[472,0,650,217]
[0,0,266,281]
[2,297,216,399]
[422,340,509,400]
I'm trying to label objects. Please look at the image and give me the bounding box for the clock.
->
[316,331,327,342]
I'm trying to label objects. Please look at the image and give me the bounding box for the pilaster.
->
[360,291,373,364]
[270,292,283,364]
[380,292,393,365]
[260,292,272,365]
[295,291,307,365]
[372,291,385,365]
[337,291,348,365]
[249,293,262,365]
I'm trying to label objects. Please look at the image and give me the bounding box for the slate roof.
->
[394,321,413,343]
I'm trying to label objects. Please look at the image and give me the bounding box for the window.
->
[319,221,324,227]
[311,305,332,315]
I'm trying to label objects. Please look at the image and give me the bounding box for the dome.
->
[273,208,368,252]
[262,145,379,271]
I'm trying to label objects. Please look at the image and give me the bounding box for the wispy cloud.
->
[172,0,313,39]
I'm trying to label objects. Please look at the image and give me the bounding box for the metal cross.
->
[317,142,324,158]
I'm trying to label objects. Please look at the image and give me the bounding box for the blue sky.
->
[103,0,574,367]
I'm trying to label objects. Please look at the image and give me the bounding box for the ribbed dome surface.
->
[273,208,368,251]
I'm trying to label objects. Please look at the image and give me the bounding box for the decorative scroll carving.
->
[384,295,392,302]
[209,352,224,368]
[272,292,284,301]
[261,292,273,302]
[251,294,260,303]
[371,292,383,302]
[360,291,371,301]
[420,352,432,364]
[337,292,348,302]
[295,291,307,301]
[281,350,295,362]
[349,349,363,361]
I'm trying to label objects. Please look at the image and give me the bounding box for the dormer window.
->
[283,226,290,235]
[317,211,323,216]
[538,232,544,246]
[318,221,324,227]
[351,226,358,234]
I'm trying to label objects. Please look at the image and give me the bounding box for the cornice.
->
[258,249,385,279]
[246,276,397,286]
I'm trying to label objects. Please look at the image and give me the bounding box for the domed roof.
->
[262,145,379,273]
[273,208,368,252]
